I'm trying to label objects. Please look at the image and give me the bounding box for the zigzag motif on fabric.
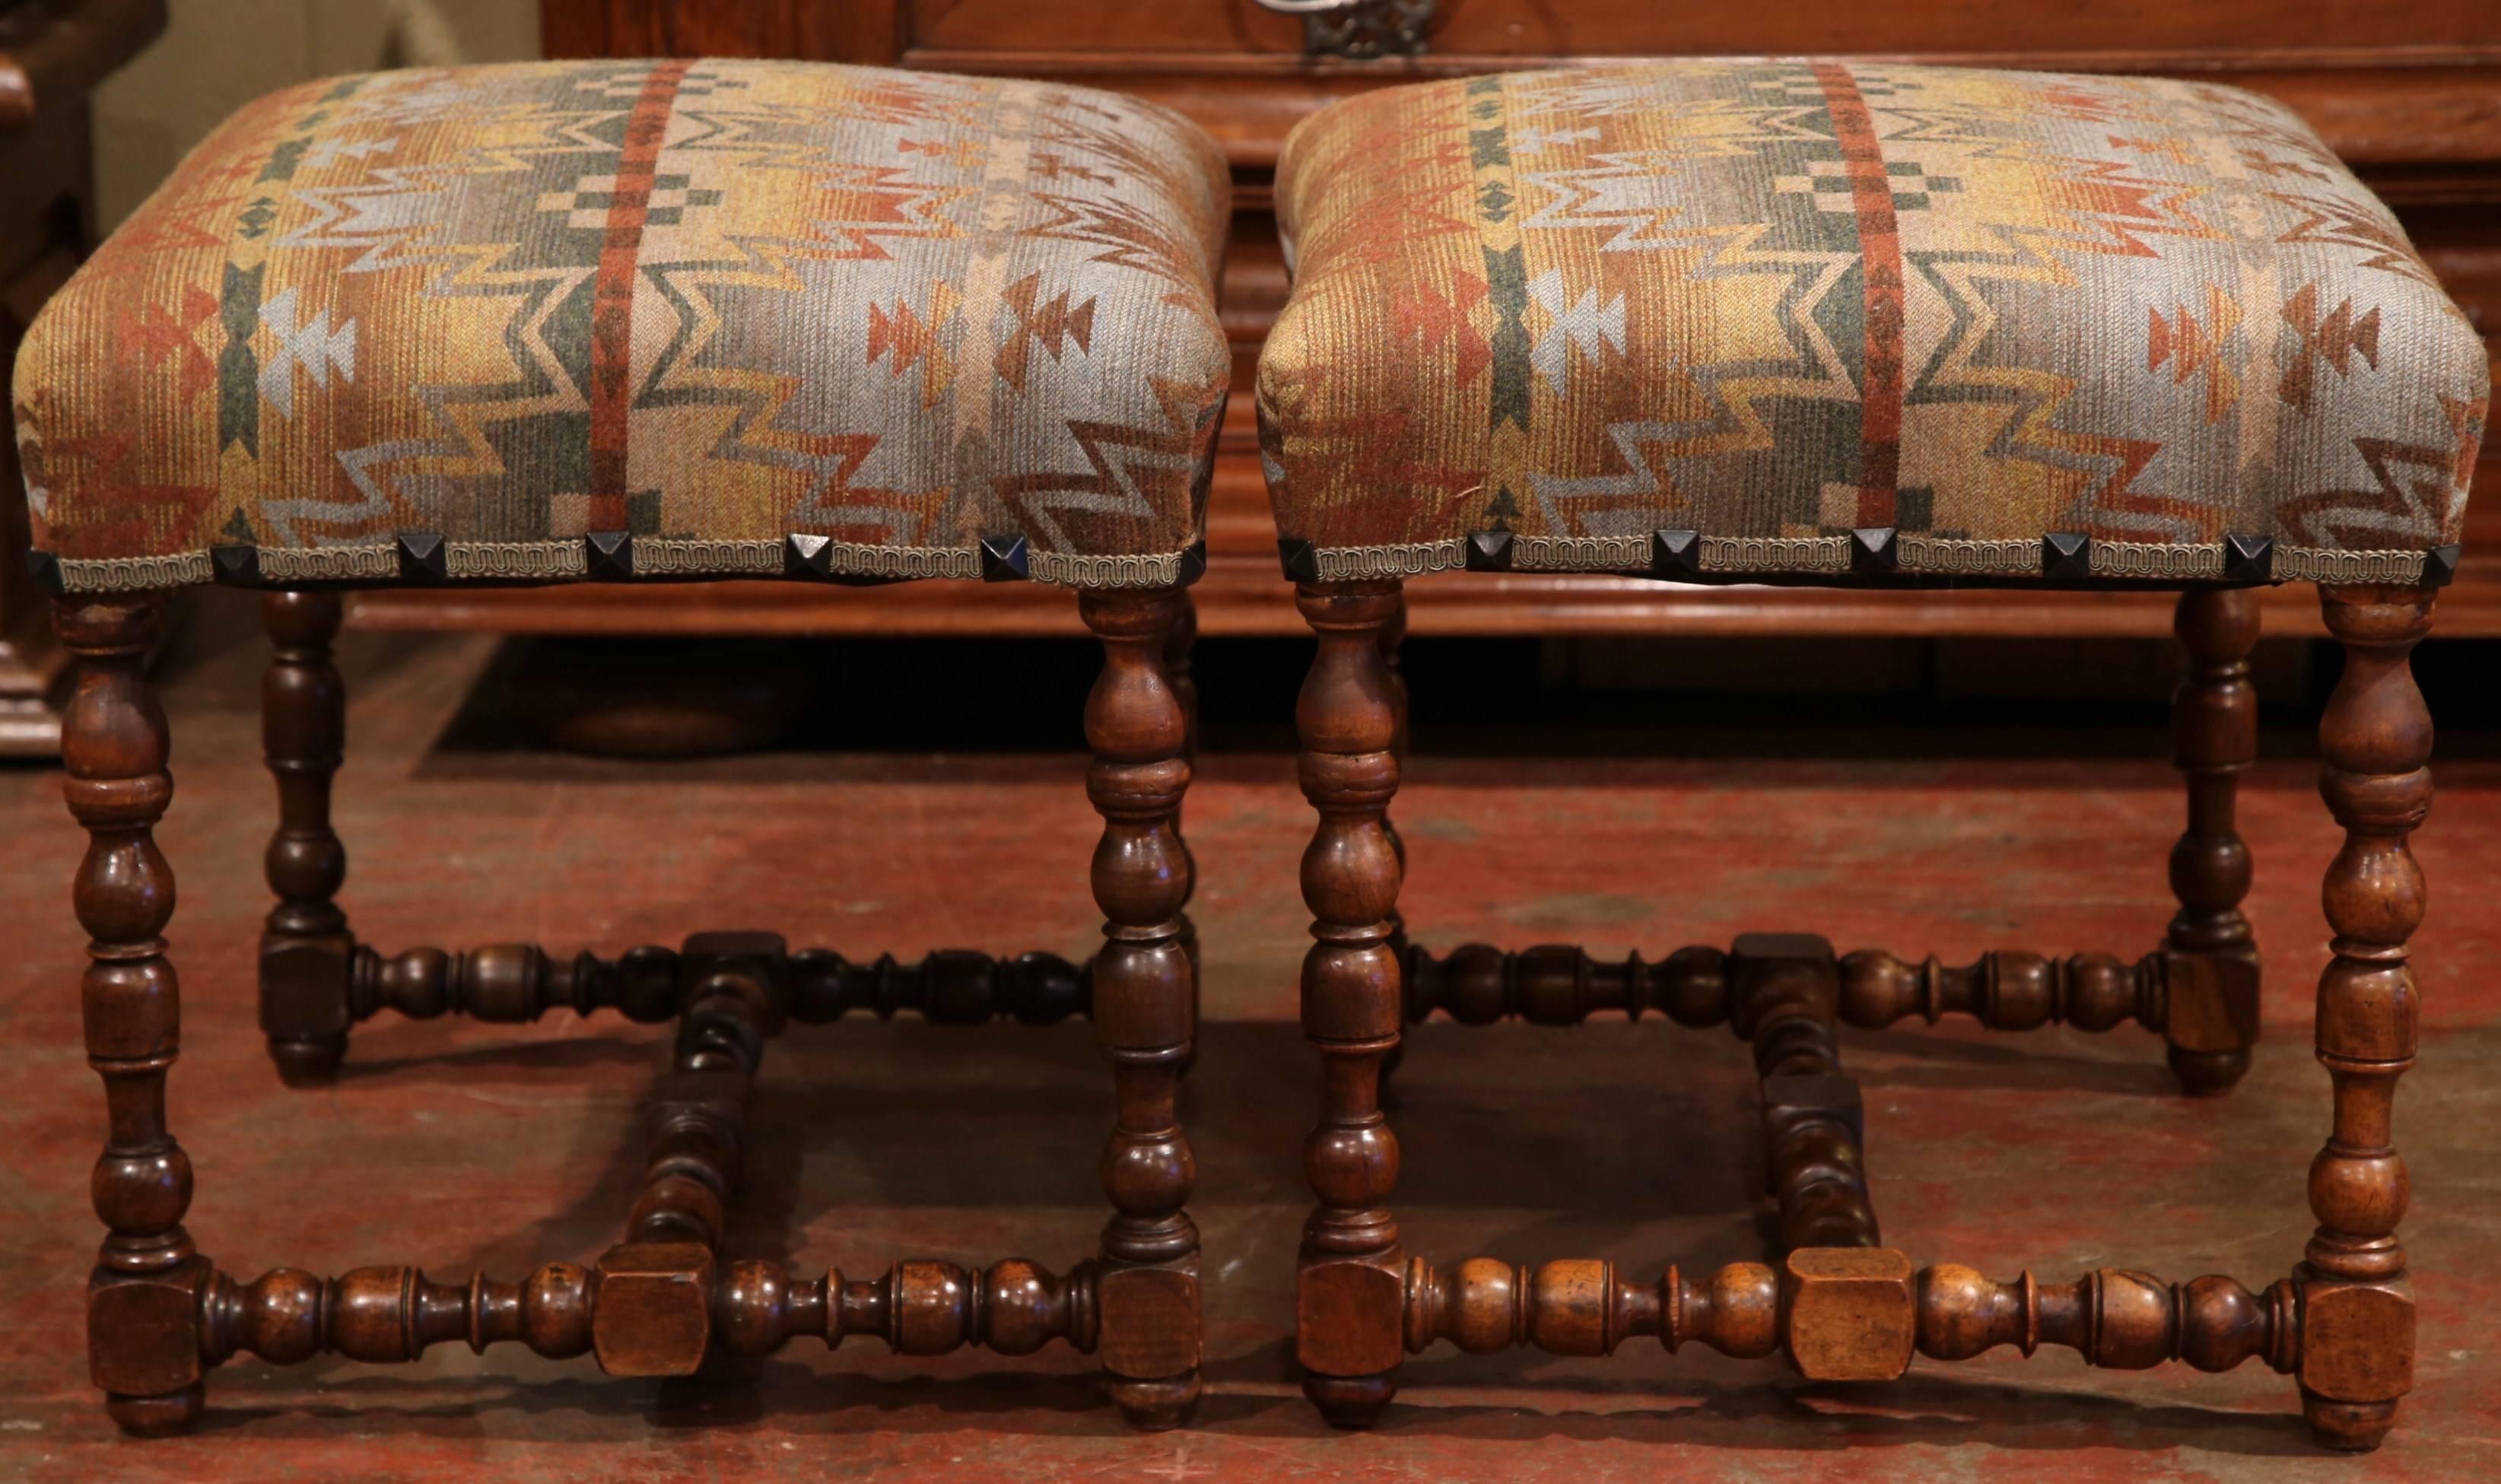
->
[996,373,1220,557]
[2268,193,2445,288]
[2278,435,2473,548]
[781,431,942,545]
[809,163,971,261]
[1019,192,1211,287]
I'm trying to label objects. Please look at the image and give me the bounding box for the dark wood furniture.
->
[1289,577,2431,1449]
[468,0,2501,643]
[68,583,1205,1432]
[0,0,164,754]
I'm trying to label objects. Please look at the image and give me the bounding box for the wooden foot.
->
[1292,582,1408,1425]
[1304,1370,1396,1428]
[1081,589,1203,1429]
[259,590,354,1085]
[1108,1371,1200,1431]
[56,595,211,1435]
[2166,1046,2251,1098]
[2165,588,2262,1095]
[2303,1393,2400,1452]
[265,1034,348,1089]
[104,1384,203,1438]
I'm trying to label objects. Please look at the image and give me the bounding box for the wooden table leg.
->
[57,593,210,1436]
[1292,580,1407,1427]
[2297,584,2432,1451]
[1081,588,1203,1428]
[2165,587,2262,1094]
[258,590,357,1086]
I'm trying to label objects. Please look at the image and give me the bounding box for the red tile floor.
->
[4,600,2499,1482]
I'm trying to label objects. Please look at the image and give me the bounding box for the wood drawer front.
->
[567,0,2501,64]
[545,5,2501,174]
[904,0,2499,60]
[888,1,2501,173]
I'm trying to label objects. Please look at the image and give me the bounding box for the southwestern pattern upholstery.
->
[15,60,1231,593]
[1259,62,2487,587]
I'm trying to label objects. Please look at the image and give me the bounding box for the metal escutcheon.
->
[1251,0,1435,59]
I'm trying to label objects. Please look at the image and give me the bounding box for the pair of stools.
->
[20,59,2484,1450]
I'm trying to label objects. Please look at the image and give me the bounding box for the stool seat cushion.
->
[1258,62,2487,587]
[16,60,1230,593]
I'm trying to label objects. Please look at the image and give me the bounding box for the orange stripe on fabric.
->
[589,59,693,532]
[1812,62,1905,527]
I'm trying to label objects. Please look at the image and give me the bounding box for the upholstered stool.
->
[1260,62,2485,1448]
[21,59,1228,1433]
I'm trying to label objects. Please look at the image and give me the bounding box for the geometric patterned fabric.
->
[1259,62,2487,586]
[16,60,1231,592]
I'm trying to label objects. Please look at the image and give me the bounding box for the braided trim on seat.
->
[1897,535,2038,576]
[1027,549,1190,588]
[1311,539,1467,581]
[635,538,783,577]
[1700,534,1851,574]
[2274,546,2427,585]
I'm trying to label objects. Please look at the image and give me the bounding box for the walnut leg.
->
[1292,580,1407,1427]
[2165,588,2261,1095]
[2297,586,2431,1451]
[1162,592,1203,1058]
[1377,599,1411,1095]
[1079,589,1202,1429]
[258,590,355,1087]
[57,595,209,1436]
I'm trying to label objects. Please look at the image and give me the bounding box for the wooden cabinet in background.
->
[352,0,2501,643]
[0,0,166,755]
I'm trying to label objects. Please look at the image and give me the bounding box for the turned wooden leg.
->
[2296,586,2431,1451]
[1377,600,1412,1095]
[1162,592,1203,1053]
[1292,580,1407,1427]
[1379,596,1409,906]
[2165,588,2261,1095]
[57,595,209,1436]
[258,590,355,1087]
[1163,586,1200,765]
[1079,588,1202,1428]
